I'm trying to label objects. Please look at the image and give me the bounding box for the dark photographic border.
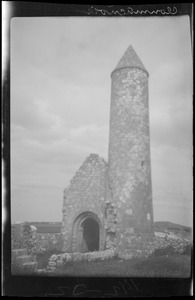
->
[2,2,193,297]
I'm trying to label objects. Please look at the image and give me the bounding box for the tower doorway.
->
[82,218,99,252]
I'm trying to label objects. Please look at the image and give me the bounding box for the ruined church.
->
[61,45,154,254]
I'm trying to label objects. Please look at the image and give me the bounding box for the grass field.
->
[28,221,192,240]
[38,254,191,278]
[30,222,61,233]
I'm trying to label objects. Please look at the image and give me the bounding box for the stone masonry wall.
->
[61,45,154,255]
[108,66,154,252]
[61,154,107,252]
[12,223,63,254]
[35,233,63,254]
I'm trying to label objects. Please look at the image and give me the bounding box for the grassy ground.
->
[30,222,61,233]
[44,254,191,278]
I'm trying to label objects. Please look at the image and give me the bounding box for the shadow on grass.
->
[36,251,64,269]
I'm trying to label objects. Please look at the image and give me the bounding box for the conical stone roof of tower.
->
[111,45,148,77]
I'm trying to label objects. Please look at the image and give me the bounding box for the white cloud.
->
[150,101,192,150]
[10,16,192,225]
[150,60,192,100]
[70,124,109,157]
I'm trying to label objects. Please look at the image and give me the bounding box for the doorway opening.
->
[81,218,99,252]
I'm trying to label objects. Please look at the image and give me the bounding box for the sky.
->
[10,16,193,226]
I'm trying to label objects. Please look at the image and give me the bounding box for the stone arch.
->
[72,211,104,253]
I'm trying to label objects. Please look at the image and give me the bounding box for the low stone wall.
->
[47,249,117,272]
[118,234,192,260]
[11,248,38,275]
[47,235,192,273]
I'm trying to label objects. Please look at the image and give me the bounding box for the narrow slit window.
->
[147,213,151,220]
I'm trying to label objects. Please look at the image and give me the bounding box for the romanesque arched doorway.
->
[72,212,102,253]
[82,218,99,252]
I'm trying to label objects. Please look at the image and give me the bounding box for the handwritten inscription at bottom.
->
[45,278,140,297]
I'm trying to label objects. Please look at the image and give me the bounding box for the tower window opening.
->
[147,213,151,221]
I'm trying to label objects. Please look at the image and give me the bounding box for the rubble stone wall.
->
[11,223,63,254]
[35,233,63,253]
[61,154,107,252]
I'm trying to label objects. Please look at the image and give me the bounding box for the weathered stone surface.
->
[61,45,154,256]
[118,252,133,260]
[62,154,107,252]
[107,46,154,252]
[35,233,63,253]
[111,45,148,77]
[11,248,38,275]
[12,223,63,254]
[47,249,117,271]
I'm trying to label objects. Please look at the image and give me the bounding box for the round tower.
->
[107,45,154,253]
